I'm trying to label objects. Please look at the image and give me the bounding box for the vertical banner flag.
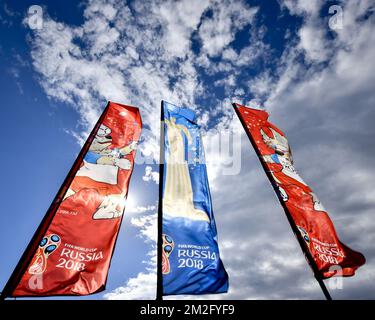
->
[3,101,142,297]
[160,101,228,295]
[233,103,365,278]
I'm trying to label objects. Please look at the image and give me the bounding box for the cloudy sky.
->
[0,0,374,300]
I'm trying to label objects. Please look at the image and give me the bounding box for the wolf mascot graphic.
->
[63,124,137,219]
[260,126,325,212]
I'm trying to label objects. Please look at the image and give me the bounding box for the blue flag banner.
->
[161,101,228,295]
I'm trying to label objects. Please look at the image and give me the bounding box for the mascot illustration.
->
[260,126,325,212]
[64,124,137,219]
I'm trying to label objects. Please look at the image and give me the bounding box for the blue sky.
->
[1,0,375,299]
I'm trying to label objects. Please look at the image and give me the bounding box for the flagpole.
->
[232,103,332,301]
[0,103,110,300]
[156,100,165,301]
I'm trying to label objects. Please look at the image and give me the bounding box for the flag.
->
[233,103,365,278]
[3,101,142,297]
[159,101,228,295]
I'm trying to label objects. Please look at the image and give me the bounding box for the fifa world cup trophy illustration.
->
[162,234,174,274]
[28,234,61,275]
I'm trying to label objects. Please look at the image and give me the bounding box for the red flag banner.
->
[233,103,365,278]
[5,101,142,297]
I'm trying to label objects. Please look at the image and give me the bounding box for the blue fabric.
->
[162,100,229,295]
[271,153,280,164]
[84,151,102,164]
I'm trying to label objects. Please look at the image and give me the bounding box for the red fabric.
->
[235,103,365,278]
[13,102,142,296]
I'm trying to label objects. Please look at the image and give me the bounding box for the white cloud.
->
[29,0,204,156]
[280,0,329,63]
[280,0,323,16]
[130,212,157,244]
[142,166,159,184]
[156,0,210,58]
[198,111,210,128]
[248,72,273,98]
[104,211,157,300]
[266,1,375,112]
[298,22,329,62]
[127,205,157,215]
[198,0,258,57]
[104,271,156,300]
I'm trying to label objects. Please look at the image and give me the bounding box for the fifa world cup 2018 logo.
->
[28,234,61,275]
[162,234,174,274]
[297,226,311,248]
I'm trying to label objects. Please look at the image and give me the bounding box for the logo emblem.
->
[162,234,174,274]
[297,226,310,247]
[28,234,61,275]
